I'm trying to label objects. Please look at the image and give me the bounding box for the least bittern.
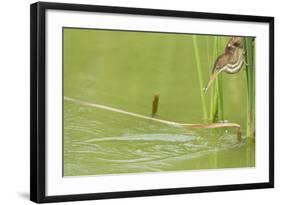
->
[204,37,245,93]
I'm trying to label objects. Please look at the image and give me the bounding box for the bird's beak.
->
[204,71,219,93]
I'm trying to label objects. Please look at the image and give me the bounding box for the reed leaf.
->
[209,37,224,122]
[244,37,255,139]
[192,35,208,120]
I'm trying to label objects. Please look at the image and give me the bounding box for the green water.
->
[63,28,255,176]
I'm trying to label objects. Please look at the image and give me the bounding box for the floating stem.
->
[65,96,241,141]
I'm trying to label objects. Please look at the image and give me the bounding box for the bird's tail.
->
[204,72,218,93]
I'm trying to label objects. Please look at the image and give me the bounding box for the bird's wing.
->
[224,52,244,74]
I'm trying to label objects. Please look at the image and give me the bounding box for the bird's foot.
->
[244,60,249,66]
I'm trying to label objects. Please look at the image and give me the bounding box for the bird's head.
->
[225,37,243,53]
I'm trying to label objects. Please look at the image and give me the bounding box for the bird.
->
[204,37,245,93]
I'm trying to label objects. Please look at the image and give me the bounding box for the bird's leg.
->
[243,51,249,66]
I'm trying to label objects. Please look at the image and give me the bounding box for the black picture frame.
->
[30,1,274,203]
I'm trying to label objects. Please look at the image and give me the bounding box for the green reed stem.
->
[209,37,217,121]
[192,35,208,120]
[209,37,224,122]
[208,37,214,120]
[217,39,224,120]
[244,37,255,139]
